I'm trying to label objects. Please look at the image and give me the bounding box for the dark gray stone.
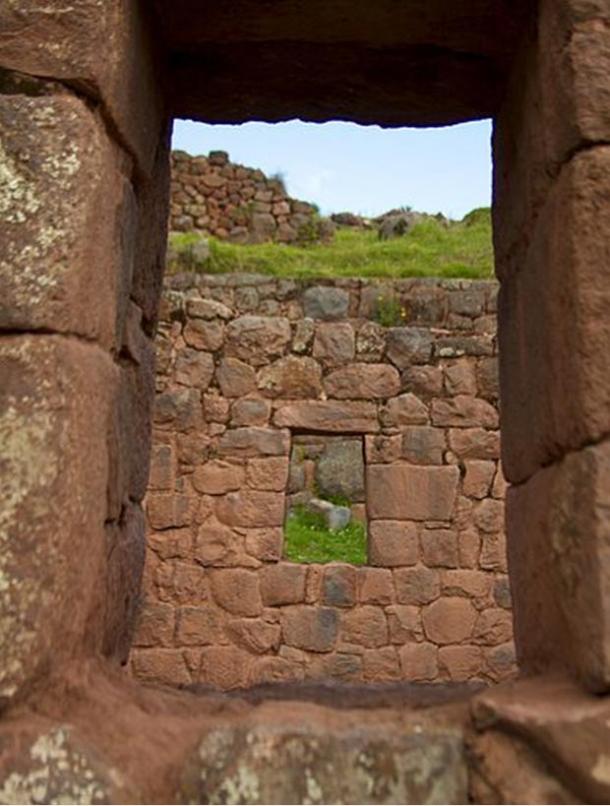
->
[302,286,349,320]
[315,439,365,502]
[387,328,433,368]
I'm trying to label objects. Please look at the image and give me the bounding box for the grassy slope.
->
[284,506,368,565]
[168,208,494,280]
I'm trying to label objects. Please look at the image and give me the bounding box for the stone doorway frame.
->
[0,0,608,801]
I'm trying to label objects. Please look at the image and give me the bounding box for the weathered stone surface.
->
[341,606,388,648]
[216,490,285,528]
[183,319,225,352]
[431,396,498,428]
[230,397,271,427]
[387,605,422,643]
[0,724,131,804]
[422,598,477,644]
[175,605,226,645]
[246,457,289,491]
[369,521,418,567]
[203,394,230,424]
[394,567,441,606]
[421,528,458,568]
[260,563,306,606]
[438,645,484,682]
[444,360,477,396]
[324,363,400,399]
[0,92,134,349]
[401,426,445,464]
[180,709,467,805]
[386,328,433,368]
[499,147,610,483]
[313,322,356,365]
[315,439,365,502]
[217,427,290,457]
[0,337,119,702]
[226,316,291,365]
[210,569,262,616]
[399,643,439,682]
[382,393,429,427]
[227,618,281,654]
[471,676,610,805]
[192,460,244,494]
[274,401,379,433]
[258,356,322,398]
[302,286,349,320]
[174,348,214,388]
[507,439,610,692]
[281,606,339,652]
[463,460,496,498]
[322,565,358,607]
[359,568,394,605]
[186,298,233,320]
[367,464,459,520]
[0,0,163,175]
[216,358,256,397]
[448,428,500,460]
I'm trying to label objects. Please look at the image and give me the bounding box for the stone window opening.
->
[284,432,368,565]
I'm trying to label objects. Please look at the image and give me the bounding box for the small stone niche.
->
[284,434,368,564]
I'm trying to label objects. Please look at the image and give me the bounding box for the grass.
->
[167,208,494,280]
[283,506,368,565]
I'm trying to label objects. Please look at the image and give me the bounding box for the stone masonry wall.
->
[170,150,329,244]
[131,275,515,690]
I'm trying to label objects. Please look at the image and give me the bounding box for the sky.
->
[172,118,493,220]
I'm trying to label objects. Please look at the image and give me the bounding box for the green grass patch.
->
[283,506,367,565]
[167,209,494,280]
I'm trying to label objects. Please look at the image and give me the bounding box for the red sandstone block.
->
[257,356,322,398]
[230,397,271,427]
[474,499,505,533]
[147,494,195,530]
[422,598,477,645]
[322,565,358,608]
[365,434,402,464]
[225,316,291,367]
[492,463,508,499]
[281,606,339,652]
[362,647,401,682]
[153,561,207,606]
[306,652,363,682]
[463,460,496,499]
[386,605,423,644]
[175,605,226,645]
[420,528,459,568]
[340,606,388,648]
[358,568,394,605]
[216,490,285,528]
[399,643,438,682]
[313,322,356,365]
[401,366,443,398]
[274,401,379,433]
[174,349,214,388]
[431,396,498,429]
[216,358,256,397]
[367,464,459,521]
[131,601,175,648]
[245,528,284,562]
[448,428,500,460]
[457,528,481,570]
[324,363,400,400]
[246,457,289,492]
[198,646,253,689]
[249,656,305,686]
[441,570,493,604]
[148,444,176,491]
[381,393,429,427]
[438,645,484,682]
[147,529,193,561]
[479,533,508,573]
[260,563,307,606]
[473,609,514,646]
[203,394,230,424]
[444,361,477,396]
[217,427,290,458]
[369,521,419,567]
[184,319,225,352]
[193,521,245,567]
[210,569,263,616]
[394,566,440,605]
[131,649,191,686]
[227,618,281,654]
[400,427,445,465]
[191,460,245,495]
